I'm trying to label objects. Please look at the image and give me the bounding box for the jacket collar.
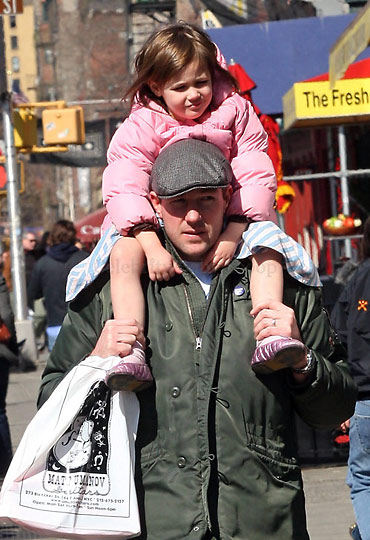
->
[161,229,246,285]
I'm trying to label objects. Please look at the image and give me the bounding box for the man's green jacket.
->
[39,259,357,540]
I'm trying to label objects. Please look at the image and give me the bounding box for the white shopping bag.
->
[0,355,141,539]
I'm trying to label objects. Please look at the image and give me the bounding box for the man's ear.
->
[149,191,162,218]
[223,185,233,206]
[149,82,162,97]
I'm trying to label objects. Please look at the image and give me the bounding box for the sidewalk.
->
[3,356,356,540]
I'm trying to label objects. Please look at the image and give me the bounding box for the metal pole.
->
[326,127,338,217]
[0,19,27,320]
[326,127,340,264]
[338,125,352,259]
[68,168,75,222]
[2,97,28,320]
[0,18,36,364]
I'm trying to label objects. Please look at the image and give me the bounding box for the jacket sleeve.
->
[228,97,277,222]
[27,260,43,308]
[287,283,357,429]
[37,274,109,408]
[330,285,349,346]
[102,111,160,235]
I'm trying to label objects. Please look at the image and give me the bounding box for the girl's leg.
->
[250,248,283,306]
[110,236,145,324]
[250,248,305,373]
[105,237,152,392]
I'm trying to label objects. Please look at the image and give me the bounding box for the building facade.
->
[3,0,37,102]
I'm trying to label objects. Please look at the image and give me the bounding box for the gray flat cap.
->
[150,139,233,198]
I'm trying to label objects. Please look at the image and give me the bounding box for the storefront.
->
[209,13,370,279]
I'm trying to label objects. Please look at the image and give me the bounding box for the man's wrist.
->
[291,349,316,374]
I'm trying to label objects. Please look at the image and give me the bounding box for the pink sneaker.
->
[105,342,153,392]
[251,336,306,375]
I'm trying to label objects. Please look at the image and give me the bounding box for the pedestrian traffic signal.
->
[0,157,25,195]
[42,106,85,145]
[13,101,85,153]
[13,108,37,149]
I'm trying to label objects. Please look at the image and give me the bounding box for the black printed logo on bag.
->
[43,381,112,496]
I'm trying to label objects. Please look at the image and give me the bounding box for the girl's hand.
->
[147,245,182,281]
[202,220,246,273]
[201,236,237,273]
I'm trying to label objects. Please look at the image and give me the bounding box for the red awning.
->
[75,207,107,243]
[305,58,370,82]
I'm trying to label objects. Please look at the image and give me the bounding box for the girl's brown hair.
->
[124,22,238,110]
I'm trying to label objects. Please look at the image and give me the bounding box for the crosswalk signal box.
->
[42,106,85,145]
[13,109,37,148]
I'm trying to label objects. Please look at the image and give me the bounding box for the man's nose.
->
[186,208,202,222]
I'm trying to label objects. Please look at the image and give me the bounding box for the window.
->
[42,0,52,22]
[9,16,16,28]
[44,49,53,64]
[10,36,18,49]
[11,56,20,73]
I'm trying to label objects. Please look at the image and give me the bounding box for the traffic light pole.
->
[2,93,28,320]
[0,18,37,364]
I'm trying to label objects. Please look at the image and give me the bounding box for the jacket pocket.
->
[247,441,302,488]
[242,415,301,487]
[139,438,164,479]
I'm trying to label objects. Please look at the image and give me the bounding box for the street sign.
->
[0,0,23,15]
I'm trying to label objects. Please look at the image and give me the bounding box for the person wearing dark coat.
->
[332,216,370,540]
[28,220,88,352]
[0,275,19,476]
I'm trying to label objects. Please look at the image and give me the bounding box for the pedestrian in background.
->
[332,216,370,540]
[0,275,19,477]
[31,231,49,352]
[28,220,88,352]
[2,231,38,296]
[22,232,38,287]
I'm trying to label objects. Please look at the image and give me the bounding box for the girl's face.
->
[150,61,212,122]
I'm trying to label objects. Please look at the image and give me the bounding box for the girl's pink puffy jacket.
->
[102,79,276,235]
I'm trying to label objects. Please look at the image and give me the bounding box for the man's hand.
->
[251,300,301,342]
[251,301,314,381]
[147,245,182,281]
[91,319,145,358]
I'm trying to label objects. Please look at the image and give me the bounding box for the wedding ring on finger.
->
[271,318,277,327]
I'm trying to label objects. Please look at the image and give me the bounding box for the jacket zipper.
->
[183,283,213,531]
[183,284,203,351]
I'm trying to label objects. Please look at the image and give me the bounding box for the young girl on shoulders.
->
[67,22,320,390]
